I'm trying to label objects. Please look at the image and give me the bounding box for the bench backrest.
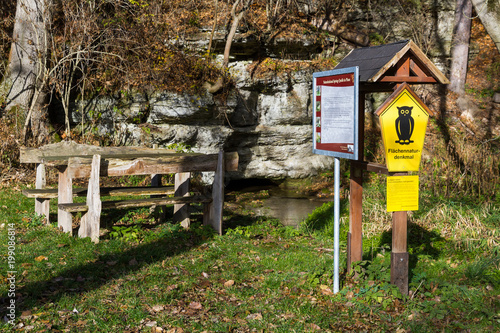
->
[20,141,176,164]
[20,141,238,178]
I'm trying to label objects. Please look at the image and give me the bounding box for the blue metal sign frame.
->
[312,66,359,160]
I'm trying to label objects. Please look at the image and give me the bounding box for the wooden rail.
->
[22,186,175,199]
[59,195,212,213]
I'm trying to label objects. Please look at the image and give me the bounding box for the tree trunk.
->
[448,0,473,94]
[3,0,51,144]
[223,0,253,68]
[207,0,219,54]
[471,0,500,53]
[205,0,252,94]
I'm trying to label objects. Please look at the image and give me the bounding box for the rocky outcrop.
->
[67,0,459,180]
[71,59,333,180]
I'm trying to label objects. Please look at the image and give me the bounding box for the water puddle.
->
[227,179,330,228]
[250,196,327,227]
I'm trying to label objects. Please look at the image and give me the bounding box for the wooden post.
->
[347,92,365,272]
[57,166,73,233]
[391,172,409,295]
[35,163,50,224]
[204,150,224,235]
[174,172,191,228]
[348,164,363,272]
[151,144,162,188]
[151,144,166,222]
[78,155,101,243]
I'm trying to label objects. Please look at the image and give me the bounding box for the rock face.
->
[72,61,333,180]
[67,1,457,180]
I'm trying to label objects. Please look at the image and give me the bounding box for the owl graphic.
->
[395,106,414,145]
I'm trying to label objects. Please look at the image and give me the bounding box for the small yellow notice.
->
[386,175,419,212]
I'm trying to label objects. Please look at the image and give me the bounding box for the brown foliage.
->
[0,0,15,62]
[0,112,31,186]
[48,0,229,96]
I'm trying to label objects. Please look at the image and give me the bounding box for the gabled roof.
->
[335,40,449,85]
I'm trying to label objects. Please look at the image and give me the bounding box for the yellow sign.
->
[387,175,419,212]
[376,83,433,172]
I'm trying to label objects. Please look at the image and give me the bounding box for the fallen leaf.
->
[106,261,118,266]
[246,313,263,320]
[188,302,203,310]
[202,272,209,278]
[151,305,165,312]
[129,258,138,266]
[346,291,354,299]
[166,329,183,333]
[199,280,211,288]
[308,323,321,330]
[224,280,235,287]
[166,284,178,291]
[35,255,48,262]
[75,320,87,326]
[20,310,32,319]
[320,285,333,295]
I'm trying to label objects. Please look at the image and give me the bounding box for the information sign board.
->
[312,67,359,160]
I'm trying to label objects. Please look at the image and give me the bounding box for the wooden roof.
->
[335,40,449,86]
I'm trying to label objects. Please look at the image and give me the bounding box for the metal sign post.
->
[333,157,340,293]
[312,67,359,293]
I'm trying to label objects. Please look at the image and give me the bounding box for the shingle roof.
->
[335,40,410,82]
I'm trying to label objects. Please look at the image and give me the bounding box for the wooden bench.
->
[20,141,238,242]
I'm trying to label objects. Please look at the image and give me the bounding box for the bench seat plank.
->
[58,194,212,213]
[23,186,175,199]
[60,152,238,178]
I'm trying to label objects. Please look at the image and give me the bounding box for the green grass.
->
[0,186,499,332]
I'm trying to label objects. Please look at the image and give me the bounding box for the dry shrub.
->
[0,115,32,186]
[421,129,499,201]
[50,0,228,96]
[413,201,499,248]
[0,0,15,65]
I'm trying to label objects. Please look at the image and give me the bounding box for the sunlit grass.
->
[0,186,498,332]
